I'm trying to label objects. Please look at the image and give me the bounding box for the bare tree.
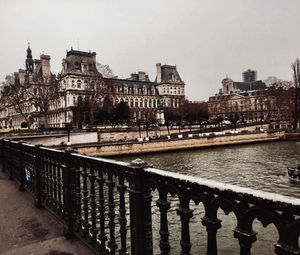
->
[96,62,115,78]
[2,76,33,128]
[265,81,292,123]
[291,58,300,129]
[30,76,59,128]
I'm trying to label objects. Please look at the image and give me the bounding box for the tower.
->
[25,43,34,73]
[242,69,257,83]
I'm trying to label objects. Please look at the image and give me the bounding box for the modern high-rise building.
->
[242,69,257,83]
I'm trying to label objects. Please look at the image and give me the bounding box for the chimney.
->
[156,63,161,83]
[62,58,67,73]
[34,59,41,70]
[91,52,96,63]
[40,54,51,79]
[138,71,146,81]
[18,69,26,85]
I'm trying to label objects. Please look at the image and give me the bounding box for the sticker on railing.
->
[25,167,32,183]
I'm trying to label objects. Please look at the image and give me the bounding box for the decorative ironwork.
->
[1,138,300,255]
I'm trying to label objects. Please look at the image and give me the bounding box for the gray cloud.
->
[0,0,299,101]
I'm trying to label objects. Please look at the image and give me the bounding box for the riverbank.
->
[74,131,285,157]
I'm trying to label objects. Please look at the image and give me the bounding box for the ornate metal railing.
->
[1,138,300,255]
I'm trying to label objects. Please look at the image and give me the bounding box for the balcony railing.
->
[1,138,300,255]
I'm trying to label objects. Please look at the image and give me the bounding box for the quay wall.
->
[76,131,285,157]
[9,124,271,146]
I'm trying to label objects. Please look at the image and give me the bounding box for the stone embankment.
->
[74,131,286,157]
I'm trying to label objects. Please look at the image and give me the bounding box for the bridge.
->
[1,138,300,254]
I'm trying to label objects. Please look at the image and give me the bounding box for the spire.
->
[26,42,34,73]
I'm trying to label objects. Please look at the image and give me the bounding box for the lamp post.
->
[65,123,72,146]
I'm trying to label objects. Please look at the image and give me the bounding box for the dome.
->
[221,77,233,84]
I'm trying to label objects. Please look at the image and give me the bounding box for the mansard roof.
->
[66,49,95,57]
[103,77,154,89]
[155,64,184,84]
[233,80,266,91]
[65,49,98,73]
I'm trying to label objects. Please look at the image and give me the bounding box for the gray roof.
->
[155,64,184,84]
[65,50,97,73]
[233,80,266,91]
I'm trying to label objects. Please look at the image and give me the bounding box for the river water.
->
[113,141,300,254]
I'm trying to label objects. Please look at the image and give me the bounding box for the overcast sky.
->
[0,0,300,101]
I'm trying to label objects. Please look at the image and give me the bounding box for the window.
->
[77,80,81,88]
[140,100,143,107]
[73,97,76,104]
[78,96,83,106]
[144,99,147,108]
[135,99,138,107]
[75,62,81,71]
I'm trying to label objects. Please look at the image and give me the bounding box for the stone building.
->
[0,46,185,129]
[0,45,57,129]
[208,74,269,121]
[208,73,292,122]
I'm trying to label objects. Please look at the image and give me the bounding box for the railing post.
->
[18,141,25,192]
[234,228,257,255]
[0,139,4,172]
[63,147,76,239]
[202,216,222,255]
[34,144,42,208]
[7,140,13,180]
[128,159,153,255]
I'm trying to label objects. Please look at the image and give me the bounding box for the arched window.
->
[75,61,81,71]
[90,81,95,90]
[77,80,81,88]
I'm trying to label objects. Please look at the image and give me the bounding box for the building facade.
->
[208,72,292,122]
[0,46,185,129]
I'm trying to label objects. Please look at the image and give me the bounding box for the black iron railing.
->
[1,138,300,255]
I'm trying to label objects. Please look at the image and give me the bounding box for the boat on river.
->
[288,166,300,179]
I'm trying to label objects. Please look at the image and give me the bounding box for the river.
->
[113,141,300,254]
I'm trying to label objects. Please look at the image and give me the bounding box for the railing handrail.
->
[145,167,300,208]
[58,149,300,208]
[62,149,300,208]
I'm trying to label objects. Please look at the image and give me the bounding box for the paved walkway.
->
[0,170,93,255]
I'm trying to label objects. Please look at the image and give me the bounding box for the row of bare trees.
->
[1,73,59,129]
[262,58,300,129]
[164,100,209,133]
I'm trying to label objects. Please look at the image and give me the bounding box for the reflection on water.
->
[112,141,300,254]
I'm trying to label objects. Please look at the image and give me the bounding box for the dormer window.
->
[74,61,81,71]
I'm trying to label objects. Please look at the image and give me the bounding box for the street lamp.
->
[65,123,72,146]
